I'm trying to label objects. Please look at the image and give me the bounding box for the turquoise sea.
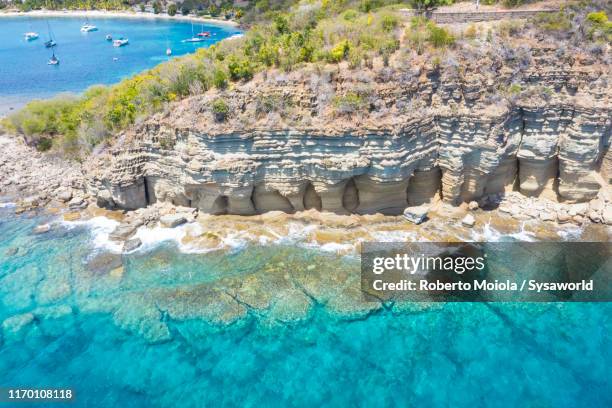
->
[0,16,240,114]
[0,207,610,407]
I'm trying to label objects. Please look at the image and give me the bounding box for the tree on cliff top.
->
[409,0,453,13]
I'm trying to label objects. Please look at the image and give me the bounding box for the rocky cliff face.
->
[87,38,611,215]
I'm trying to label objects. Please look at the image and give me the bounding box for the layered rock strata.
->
[87,42,610,216]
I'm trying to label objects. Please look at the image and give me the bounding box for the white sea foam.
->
[60,216,122,253]
[556,224,584,241]
[0,202,15,208]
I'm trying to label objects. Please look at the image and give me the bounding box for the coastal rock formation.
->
[86,40,610,216]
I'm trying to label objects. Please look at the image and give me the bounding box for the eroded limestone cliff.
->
[87,37,611,215]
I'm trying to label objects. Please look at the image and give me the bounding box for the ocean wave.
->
[58,211,592,257]
[60,216,122,253]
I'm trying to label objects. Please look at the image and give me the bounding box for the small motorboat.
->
[24,32,39,41]
[113,38,129,47]
[106,34,113,41]
[166,48,172,56]
[44,39,57,48]
[196,31,210,37]
[48,51,59,65]
[80,23,98,32]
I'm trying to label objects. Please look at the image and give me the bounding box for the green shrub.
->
[333,92,366,115]
[6,2,409,156]
[428,23,455,47]
[212,98,229,121]
[586,11,608,24]
[328,40,351,63]
[36,138,53,152]
[167,4,177,16]
[585,11,612,42]
[406,17,455,53]
[227,56,254,81]
[213,68,228,89]
[380,13,399,32]
[343,9,358,21]
[532,11,571,32]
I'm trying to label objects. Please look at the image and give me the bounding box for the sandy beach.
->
[0,8,241,27]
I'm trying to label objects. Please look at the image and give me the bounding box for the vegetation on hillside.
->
[2,0,610,157]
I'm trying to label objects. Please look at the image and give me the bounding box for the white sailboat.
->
[182,22,205,43]
[80,18,98,32]
[24,31,39,41]
[44,21,57,48]
[48,50,60,65]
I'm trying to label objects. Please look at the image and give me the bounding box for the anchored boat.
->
[182,22,205,43]
[24,32,39,41]
[44,21,57,48]
[80,19,98,32]
[48,50,59,66]
[113,37,129,47]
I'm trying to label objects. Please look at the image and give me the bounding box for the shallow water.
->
[0,16,240,113]
[0,208,610,407]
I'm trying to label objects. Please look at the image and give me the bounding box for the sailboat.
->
[165,38,172,56]
[80,18,98,32]
[196,24,210,37]
[182,22,205,43]
[44,21,57,48]
[48,50,59,65]
[24,31,39,41]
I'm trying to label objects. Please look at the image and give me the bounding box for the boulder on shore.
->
[461,214,476,228]
[403,205,429,225]
[160,214,187,228]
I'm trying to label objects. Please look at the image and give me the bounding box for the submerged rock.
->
[33,223,51,234]
[123,238,142,253]
[86,252,123,275]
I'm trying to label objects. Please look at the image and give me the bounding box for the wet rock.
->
[160,214,187,228]
[461,214,476,228]
[109,223,139,241]
[123,238,142,253]
[63,212,81,221]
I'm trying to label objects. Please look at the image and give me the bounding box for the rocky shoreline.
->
[1,134,610,255]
